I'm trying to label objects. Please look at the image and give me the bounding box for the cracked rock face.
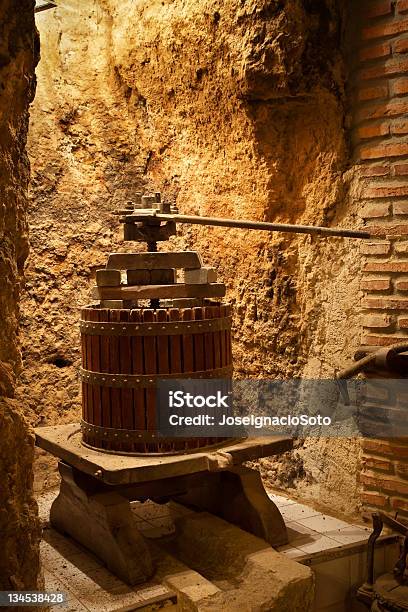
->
[26,0,362,515]
[0,0,41,592]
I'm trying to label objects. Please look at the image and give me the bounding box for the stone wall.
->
[0,0,41,592]
[26,0,365,516]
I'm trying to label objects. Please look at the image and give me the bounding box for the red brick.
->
[362,491,389,508]
[358,123,390,139]
[368,223,408,237]
[394,37,408,53]
[362,439,408,457]
[393,77,408,96]
[394,163,408,174]
[363,313,393,327]
[361,59,408,81]
[360,42,392,62]
[362,297,408,310]
[358,85,389,102]
[394,201,408,214]
[368,0,393,17]
[365,185,408,198]
[361,278,391,291]
[363,19,408,41]
[364,261,408,272]
[391,497,408,512]
[395,241,408,253]
[358,100,408,122]
[396,277,408,290]
[362,165,391,177]
[391,119,408,133]
[364,333,408,345]
[361,142,408,160]
[360,472,408,495]
[395,461,408,477]
[361,241,391,255]
[398,0,408,14]
[363,456,394,471]
[361,202,391,218]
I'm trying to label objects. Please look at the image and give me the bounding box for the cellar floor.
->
[37,488,400,612]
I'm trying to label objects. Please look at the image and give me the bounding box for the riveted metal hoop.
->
[79,317,232,336]
[81,420,170,443]
[79,366,233,389]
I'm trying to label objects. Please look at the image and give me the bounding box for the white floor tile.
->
[328,526,369,546]
[280,503,321,522]
[297,514,350,534]
[276,545,304,559]
[268,493,297,507]
[286,520,317,545]
[297,535,340,555]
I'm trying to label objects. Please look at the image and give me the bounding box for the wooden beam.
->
[93,283,226,300]
[35,2,57,13]
[106,251,202,271]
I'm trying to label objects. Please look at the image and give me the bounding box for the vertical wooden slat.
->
[143,309,157,451]
[212,305,222,370]
[156,309,170,452]
[168,308,182,452]
[225,304,233,366]
[181,308,194,450]
[99,308,111,450]
[192,307,205,448]
[109,309,122,451]
[130,308,146,453]
[80,308,89,427]
[192,307,205,372]
[119,309,133,452]
[220,304,227,367]
[84,309,94,438]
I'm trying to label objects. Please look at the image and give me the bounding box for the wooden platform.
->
[35,425,292,585]
[35,424,292,486]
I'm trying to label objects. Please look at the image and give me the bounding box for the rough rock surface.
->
[0,0,41,592]
[26,0,362,515]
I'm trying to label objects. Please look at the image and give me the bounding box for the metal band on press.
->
[80,317,231,337]
[79,366,233,388]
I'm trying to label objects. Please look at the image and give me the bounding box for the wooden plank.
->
[181,309,194,451]
[107,251,202,271]
[212,305,222,370]
[35,423,293,485]
[94,283,226,301]
[168,308,183,452]
[99,308,111,450]
[220,305,227,367]
[109,309,122,450]
[225,304,233,365]
[119,310,134,450]
[142,309,157,449]
[96,269,121,287]
[80,308,89,427]
[156,309,170,452]
[130,309,146,453]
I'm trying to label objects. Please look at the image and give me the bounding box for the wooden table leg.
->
[50,462,154,585]
[173,465,288,547]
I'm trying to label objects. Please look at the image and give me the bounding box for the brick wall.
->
[354,0,408,519]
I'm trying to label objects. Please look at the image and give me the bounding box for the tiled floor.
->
[269,493,371,559]
[268,492,401,612]
[38,492,183,611]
